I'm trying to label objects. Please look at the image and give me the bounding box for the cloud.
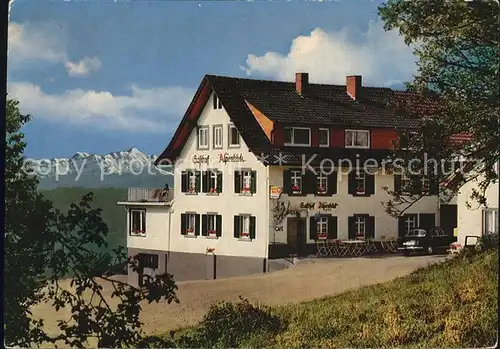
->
[8,22,101,77]
[7,82,195,132]
[241,20,417,87]
[65,57,101,77]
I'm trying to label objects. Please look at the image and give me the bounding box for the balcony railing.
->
[127,188,174,203]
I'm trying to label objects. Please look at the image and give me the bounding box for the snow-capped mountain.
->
[29,148,174,189]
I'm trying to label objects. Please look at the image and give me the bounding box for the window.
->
[317,217,328,239]
[204,170,222,194]
[405,215,418,235]
[213,94,223,109]
[421,177,430,193]
[213,125,223,149]
[130,209,146,236]
[139,254,158,269]
[183,213,197,235]
[234,215,256,240]
[345,130,370,148]
[319,128,329,147]
[202,213,222,237]
[291,170,303,194]
[284,127,311,146]
[401,173,412,194]
[181,170,199,193]
[355,172,366,194]
[228,124,240,147]
[317,171,328,194]
[400,132,420,150]
[355,216,366,237]
[198,126,209,149]
[483,209,499,234]
[235,170,256,194]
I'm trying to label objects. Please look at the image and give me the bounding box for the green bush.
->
[177,297,283,348]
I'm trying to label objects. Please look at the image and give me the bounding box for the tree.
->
[378,0,499,217]
[4,98,179,347]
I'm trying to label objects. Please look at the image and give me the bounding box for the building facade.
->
[119,73,453,284]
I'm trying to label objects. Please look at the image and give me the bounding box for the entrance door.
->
[287,217,307,256]
[440,204,458,236]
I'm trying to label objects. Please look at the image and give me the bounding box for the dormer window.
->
[284,127,311,146]
[213,94,223,110]
[345,130,369,149]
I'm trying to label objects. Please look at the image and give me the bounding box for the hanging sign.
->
[269,186,282,199]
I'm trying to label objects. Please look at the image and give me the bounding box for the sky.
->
[8,0,418,159]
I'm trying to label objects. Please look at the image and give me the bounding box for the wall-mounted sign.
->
[193,155,210,164]
[318,202,338,210]
[269,186,282,199]
[219,153,245,163]
[299,202,316,209]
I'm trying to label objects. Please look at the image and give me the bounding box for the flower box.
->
[317,233,327,240]
[356,187,365,194]
[242,186,251,193]
[209,188,218,194]
[188,187,196,193]
[185,228,195,235]
[133,230,145,235]
[240,232,250,239]
[208,230,217,237]
[291,185,301,194]
[317,186,327,194]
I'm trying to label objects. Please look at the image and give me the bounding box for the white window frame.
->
[213,94,223,110]
[207,214,217,236]
[284,127,311,147]
[213,125,223,149]
[483,209,499,235]
[208,170,218,193]
[401,173,412,194]
[239,215,250,239]
[186,213,196,235]
[188,171,197,193]
[130,209,146,236]
[405,215,417,235]
[319,128,329,147]
[421,177,430,193]
[317,172,328,194]
[291,170,303,194]
[242,170,252,192]
[317,217,328,239]
[197,126,209,149]
[345,129,370,149]
[355,172,366,194]
[228,124,240,148]
[355,216,366,237]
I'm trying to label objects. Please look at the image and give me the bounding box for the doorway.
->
[440,204,458,236]
[287,217,307,256]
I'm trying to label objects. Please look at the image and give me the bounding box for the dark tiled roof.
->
[156,74,434,165]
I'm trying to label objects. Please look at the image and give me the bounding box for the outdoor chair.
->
[366,239,378,253]
[316,240,329,257]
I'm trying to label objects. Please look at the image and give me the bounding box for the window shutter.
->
[309,217,316,240]
[348,216,356,239]
[142,211,146,232]
[304,171,315,195]
[234,171,241,193]
[234,216,240,238]
[328,216,338,239]
[202,171,209,193]
[250,171,257,193]
[181,172,188,192]
[366,216,375,239]
[250,216,256,239]
[217,172,223,193]
[398,215,407,237]
[283,170,292,195]
[394,175,402,194]
[195,171,201,192]
[195,214,200,236]
[419,213,435,231]
[348,171,357,195]
[429,178,439,195]
[327,171,337,195]
[201,214,208,236]
[216,215,222,237]
[411,176,422,195]
[180,213,186,235]
[366,174,375,196]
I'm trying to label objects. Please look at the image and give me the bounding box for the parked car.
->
[398,227,457,256]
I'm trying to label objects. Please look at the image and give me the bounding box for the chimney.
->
[346,75,362,100]
[295,72,309,95]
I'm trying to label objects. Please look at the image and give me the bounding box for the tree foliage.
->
[4,99,179,347]
[378,0,499,216]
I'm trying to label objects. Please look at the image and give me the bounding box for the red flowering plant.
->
[185,228,194,234]
[291,185,301,193]
[208,229,217,236]
[189,186,196,193]
[240,232,250,238]
[209,187,217,194]
[242,186,251,193]
[356,186,364,193]
[317,186,326,194]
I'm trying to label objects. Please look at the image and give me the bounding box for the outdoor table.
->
[342,240,366,255]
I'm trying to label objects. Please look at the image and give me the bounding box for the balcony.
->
[117,188,174,206]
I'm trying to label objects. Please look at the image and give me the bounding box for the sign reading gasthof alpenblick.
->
[219,153,244,163]
[192,154,210,164]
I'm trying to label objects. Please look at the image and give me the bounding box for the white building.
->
[118,73,454,284]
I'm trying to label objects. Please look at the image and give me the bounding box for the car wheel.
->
[427,246,433,255]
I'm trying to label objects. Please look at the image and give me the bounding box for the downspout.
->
[264,167,270,272]
[167,199,174,273]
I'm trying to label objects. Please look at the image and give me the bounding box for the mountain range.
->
[30,148,174,189]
